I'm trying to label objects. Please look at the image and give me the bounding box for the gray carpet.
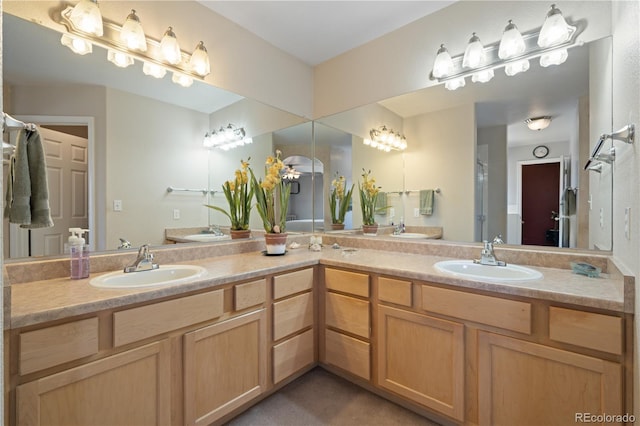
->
[226,367,440,426]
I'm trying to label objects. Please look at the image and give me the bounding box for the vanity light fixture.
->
[120,10,147,52]
[203,124,253,150]
[58,2,212,88]
[363,126,408,152]
[430,4,582,91]
[525,116,552,131]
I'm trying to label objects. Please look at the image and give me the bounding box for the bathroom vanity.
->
[4,236,634,425]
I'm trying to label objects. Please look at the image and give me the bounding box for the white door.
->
[8,126,88,257]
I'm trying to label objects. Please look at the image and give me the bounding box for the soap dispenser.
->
[69,228,90,279]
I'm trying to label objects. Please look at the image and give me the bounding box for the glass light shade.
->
[120,10,147,51]
[445,77,466,91]
[471,68,495,83]
[540,49,568,67]
[189,41,211,76]
[462,33,485,69]
[504,59,530,76]
[432,44,454,78]
[526,116,552,130]
[498,20,526,59]
[363,139,372,146]
[172,72,193,87]
[143,62,167,79]
[69,0,103,36]
[60,34,92,55]
[203,133,213,148]
[107,49,134,68]
[160,27,182,64]
[538,5,571,48]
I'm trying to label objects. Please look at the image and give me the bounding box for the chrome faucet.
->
[205,225,224,236]
[124,244,159,273]
[474,239,506,266]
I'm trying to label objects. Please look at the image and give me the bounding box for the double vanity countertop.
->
[8,237,633,330]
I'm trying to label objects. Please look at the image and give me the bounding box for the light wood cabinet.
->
[183,309,267,426]
[16,340,171,426]
[478,331,622,426]
[377,305,464,421]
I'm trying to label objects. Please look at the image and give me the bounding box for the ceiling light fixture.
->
[525,116,552,131]
[430,4,581,91]
[363,126,408,152]
[58,2,211,88]
[203,124,253,150]
[282,165,301,180]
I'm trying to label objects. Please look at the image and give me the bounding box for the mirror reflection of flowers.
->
[206,158,254,230]
[359,169,381,226]
[329,173,354,225]
[250,150,291,233]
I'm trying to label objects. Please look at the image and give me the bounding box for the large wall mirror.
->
[315,36,614,251]
[2,13,307,259]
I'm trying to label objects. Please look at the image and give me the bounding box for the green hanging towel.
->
[420,189,434,216]
[375,191,387,216]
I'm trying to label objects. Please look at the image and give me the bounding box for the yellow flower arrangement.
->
[250,150,291,233]
[329,173,353,225]
[206,158,253,230]
[358,169,381,226]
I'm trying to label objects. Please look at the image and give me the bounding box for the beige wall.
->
[478,125,507,242]
[404,104,476,241]
[610,0,640,418]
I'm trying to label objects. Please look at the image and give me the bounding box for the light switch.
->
[113,200,122,212]
[173,209,180,220]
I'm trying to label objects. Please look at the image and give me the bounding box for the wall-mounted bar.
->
[404,188,442,195]
[584,123,635,170]
[166,186,215,195]
[2,112,37,132]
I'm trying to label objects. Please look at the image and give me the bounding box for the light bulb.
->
[161,27,181,64]
[471,69,494,83]
[538,4,571,48]
[60,34,92,55]
[189,41,211,76]
[363,139,372,146]
[498,20,526,59]
[172,72,193,87]
[120,10,147,51]
[462,33,485,69]
[432,44,454,78]
[445,77,466,91]
[143,62,167,79]
[504,59,530,76]
[69,0,103,36]
[540,49,568,67]
[107,49,134,68]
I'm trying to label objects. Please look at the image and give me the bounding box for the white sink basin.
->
[434,260,542,282]
[391,233,429,239]
[90,265,208,289]
[183,234,230,242]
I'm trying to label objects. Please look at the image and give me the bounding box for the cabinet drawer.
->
[273,329,315,384]
[421,285,531,334]
[273,292,314,341]
[235,279,266,311]
[274,268,314,300]
[325,268,369,297]
[325,292,370,338]
[378,277,412,307]
[325,329,370,380]
[549,307,622,355]
[114,289,224,346]
[19,317,99,375]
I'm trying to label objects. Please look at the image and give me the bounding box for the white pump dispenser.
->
[69,228,90,279]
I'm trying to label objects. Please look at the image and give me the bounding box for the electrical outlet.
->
[599,208,604,228]
[414,208,420,217]
[113,200,122,212]
[624,207,631,240]
[389,207,395,217]
[173,209,180,220]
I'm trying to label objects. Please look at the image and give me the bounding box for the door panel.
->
[521,162,560,246]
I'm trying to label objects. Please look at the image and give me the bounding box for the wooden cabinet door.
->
[377,305,464,421]
[478,332,622,426]
[16,340,171,426]
[183,309,267,426]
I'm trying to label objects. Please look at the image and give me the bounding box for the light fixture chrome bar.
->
[59,6,205,81]
[431,21,584,83]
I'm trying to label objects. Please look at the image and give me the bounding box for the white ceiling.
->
[198,1,456,66]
